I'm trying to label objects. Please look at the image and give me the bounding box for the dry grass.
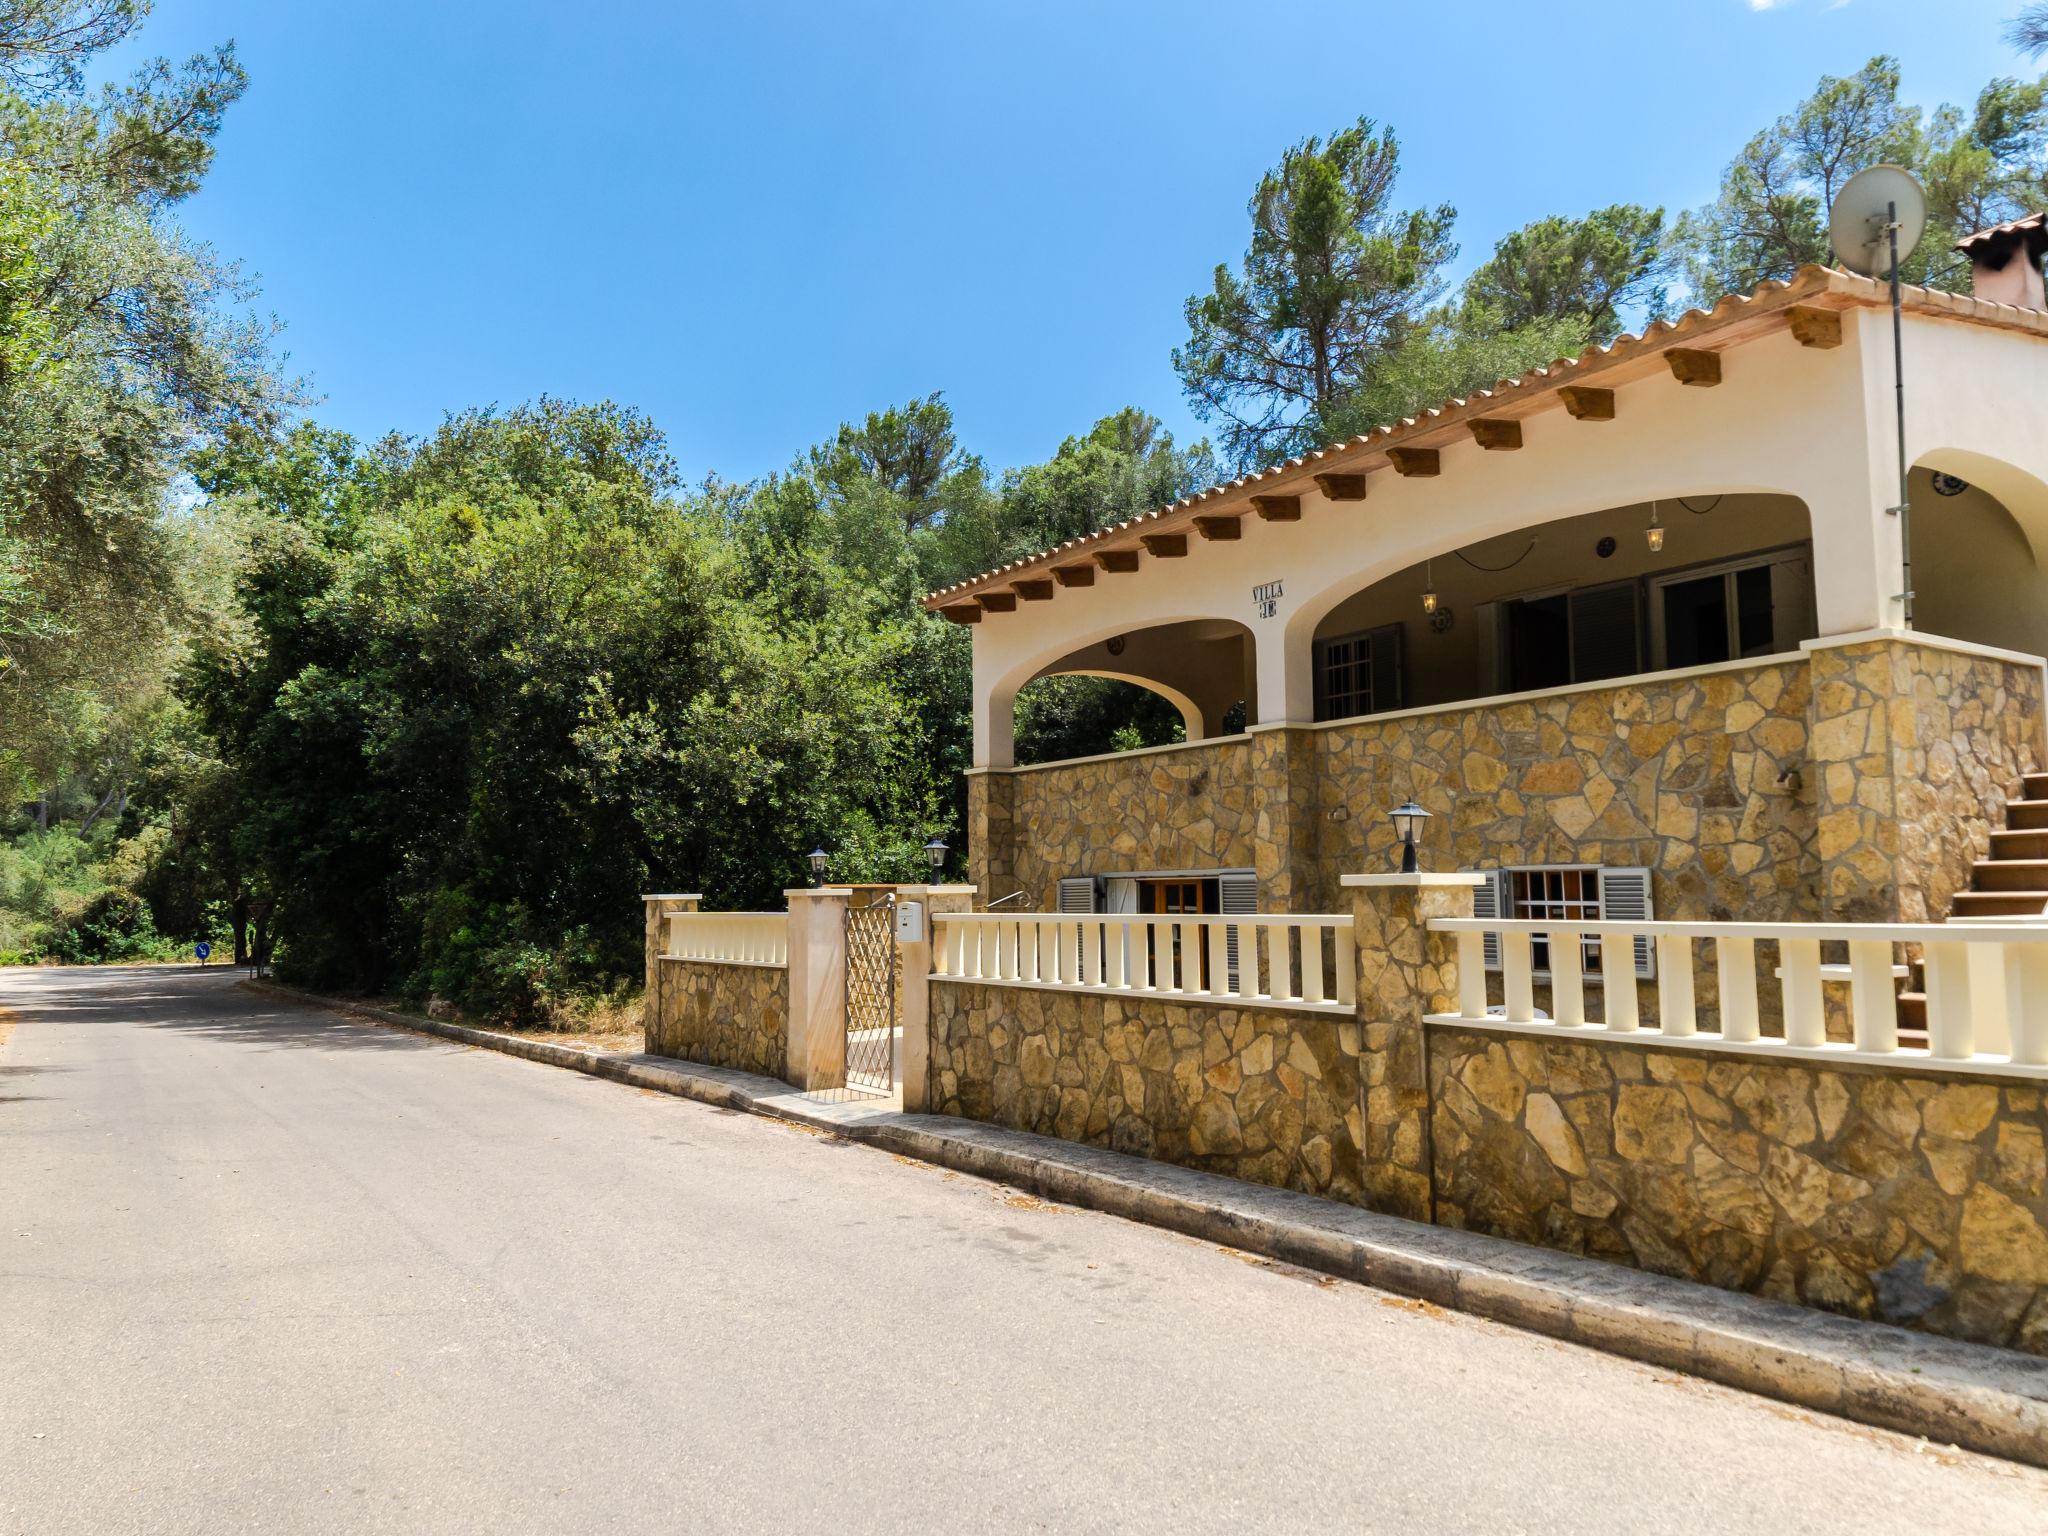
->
[0,1005,15,1053]
[487,992,644,1054]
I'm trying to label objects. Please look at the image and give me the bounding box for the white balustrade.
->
[665,912,790,967]
[1428,916,2048,1078]
[930,912,1355,1014]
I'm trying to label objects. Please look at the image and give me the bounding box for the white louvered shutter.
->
[1056,878,1096,913]
[1472,869,1509,971]
[1219,872,1258,990]
[1598,867,1656,980]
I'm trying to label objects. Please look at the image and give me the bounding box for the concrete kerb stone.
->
[245,979,2048,1469]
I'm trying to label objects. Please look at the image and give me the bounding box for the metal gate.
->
[842,890,898,1097]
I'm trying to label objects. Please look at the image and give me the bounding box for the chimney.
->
[1955,213,2048,309]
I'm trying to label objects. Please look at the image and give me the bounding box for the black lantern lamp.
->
[807,847,829,886]
[923,837,949,874]
[1389,801,1431,874]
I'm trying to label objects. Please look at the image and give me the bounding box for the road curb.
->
[245,979,2048,1468]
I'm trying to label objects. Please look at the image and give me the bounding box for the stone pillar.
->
[1249,726,1322,913]
[966,769,1017,906]
[784,887,851,1091]
[893,884,977,1111]
[641,893,700,1019]
[1342,872,1482,1223]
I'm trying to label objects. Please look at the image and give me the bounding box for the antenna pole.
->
[1887,199,1914,629]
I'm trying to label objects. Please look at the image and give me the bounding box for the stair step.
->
[1989,829,2048,859]
[2025,772,2048,799]
[1973,859,2048,892]
[2005,799,2048,830]
[1950,890,2048,917]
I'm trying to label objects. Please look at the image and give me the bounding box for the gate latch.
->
[893,900,925,945]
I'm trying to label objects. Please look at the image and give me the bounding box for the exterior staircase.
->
[1949,771,2048,917]
[1897,771,2048,1035]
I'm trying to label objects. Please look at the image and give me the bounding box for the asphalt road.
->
[3,966,2045,1535]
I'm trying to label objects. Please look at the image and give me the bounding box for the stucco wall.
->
[1427,1026,2048,1355]
[928,981,1365,1202]
[647,958,788,1079]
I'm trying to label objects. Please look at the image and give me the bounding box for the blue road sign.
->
[195,941,212,962]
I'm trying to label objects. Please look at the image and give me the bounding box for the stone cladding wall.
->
[1309,660,1817,920]
[647,959,788,1079]
[1807,638,2043,921]
[928,981,1365,1201]
[1427,1026,2048,1354]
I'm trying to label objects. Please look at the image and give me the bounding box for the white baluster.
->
[1848,939,1898,1053]
[1604,947,1639,1033]
[1780,938,1825,1048]
[1457,932,1488,1018]
[1236,922,1259,1001]
[1105,919,1126,989]
[1923,940,1975,1060]
[2007,941,2048,1066]
[1711,936,1756,1041]
[1656,935,1696,1037]
[1549,929,1586,1027]
[1020,919,1040,982]
[1302,924,1327,1006]
[1334,923,1356,1008]
[1081,921,1102,986]
[1968,941,2012,1058]
[1502,932,1535,1023]
[1206,924,1228,1001]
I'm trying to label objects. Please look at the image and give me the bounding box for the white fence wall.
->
[1429,917,2048,1077]
[932,912,1354,1015]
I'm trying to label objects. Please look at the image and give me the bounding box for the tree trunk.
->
[232,896,249,966]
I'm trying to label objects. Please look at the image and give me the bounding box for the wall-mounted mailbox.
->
[894,899,925,944]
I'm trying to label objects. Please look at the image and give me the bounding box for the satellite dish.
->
[1829,164,1927,277]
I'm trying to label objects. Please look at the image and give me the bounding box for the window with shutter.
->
[1055,878,1096,913]
[1486,865,1656,981]
[1218,872,1257,990]
[1472,869,1507,971]
[1568,581,1642,684]
[1596,867,1656,980]
[1313,623,1405,722]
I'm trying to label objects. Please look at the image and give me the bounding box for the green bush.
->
[42,888,175,964]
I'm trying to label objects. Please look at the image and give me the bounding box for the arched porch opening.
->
[1302,493,1817,720]
[1910,457,2048,658]
[1007,617,1255,765]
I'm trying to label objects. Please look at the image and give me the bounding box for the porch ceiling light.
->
[1389,800,1432,874]
[1646,501,1665,554]
[1421,559,1439,615]
[923,837,949,872]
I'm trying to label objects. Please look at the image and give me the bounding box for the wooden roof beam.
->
[1665,347,1722,386]
[1250,494,1301,521]
[1139,532,1187,558]
[1313,472,1368,501]
[1558,386,1614,420]
[1786,306,1844,349]
[1469,419,1522,451]
[1051,563,1095,588]
[976,591,1017,613]
[1194,515,1243,541]
[1013,578,1054,601]
[1387,447,1440,478]
[1093,549,1141,573]
[940,603,982,624]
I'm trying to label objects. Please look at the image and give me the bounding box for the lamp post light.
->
[1389,801,1432,874]
[807,847,828,887]
[922,837,949,875]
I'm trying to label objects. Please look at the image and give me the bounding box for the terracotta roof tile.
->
[922,265,2048,609]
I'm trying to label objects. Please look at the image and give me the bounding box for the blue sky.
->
[110,0,2036,484]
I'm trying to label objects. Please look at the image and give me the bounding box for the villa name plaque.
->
[1252,579,1284,619]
